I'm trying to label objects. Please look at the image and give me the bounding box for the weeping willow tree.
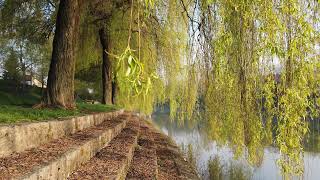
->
[105,0,319,178]
[45,0,318,178]
[97,0,318,177]
[168,0,320,178]
[101,0,191,115]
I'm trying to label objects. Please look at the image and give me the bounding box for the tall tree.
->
[86,0,130,104]
[3,49,20,84]
[44,0,82,108]
[0,0,57,92]
[99,27,113,104]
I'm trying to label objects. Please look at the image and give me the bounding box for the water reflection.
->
[151,112,320,180]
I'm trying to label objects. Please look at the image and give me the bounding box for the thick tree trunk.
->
[44,0,81,108]
[99,28,113,104]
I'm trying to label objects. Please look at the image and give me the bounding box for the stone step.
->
[0,115,128,180]
[126,124,158,180]
[68,118,140,180]
[0,110,124,158]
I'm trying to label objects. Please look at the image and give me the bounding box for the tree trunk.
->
[99,28,113,104]
[112,76,119,104]
[19,45,26,92]
[44,0,81,108]
[41,73,45,96]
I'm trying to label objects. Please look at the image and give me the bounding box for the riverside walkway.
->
[0,111,199,180]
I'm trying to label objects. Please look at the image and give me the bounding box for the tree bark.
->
[99,28,113,104]
[19,45,26,92]
[44,0,81,108]
[112,76,119,104]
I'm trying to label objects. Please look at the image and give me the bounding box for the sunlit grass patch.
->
[0,105,81,123]
[76,102,118,113]
[0,103,119,124]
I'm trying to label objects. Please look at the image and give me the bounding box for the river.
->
[151,112,320,180]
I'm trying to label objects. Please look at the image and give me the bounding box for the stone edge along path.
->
[0,112,199,180]
[0,114,129,180]
[0,109,124,158]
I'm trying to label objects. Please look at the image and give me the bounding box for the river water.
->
[151,112,320,180]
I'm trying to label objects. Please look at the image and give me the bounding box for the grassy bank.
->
[0,80,118,124]
[0,103,118,124]
[0,105,80,123]
[0,80,42,106]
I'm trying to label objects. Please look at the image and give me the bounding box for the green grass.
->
[0,105,81,123]
[0,80,42,106]
[0,103,119,124]
[0,91,41,105]
[0,80,120,124]
[76,102,118,113]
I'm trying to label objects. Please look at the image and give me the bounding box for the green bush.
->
[208,156,224,180]
[228,163,252,180]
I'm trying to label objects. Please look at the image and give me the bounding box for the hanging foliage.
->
[7,0,315,178]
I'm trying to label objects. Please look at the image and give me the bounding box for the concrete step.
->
[0,115,128,180]
[68,117,140,180]
[0,110,124,158]
[126,124,158,180]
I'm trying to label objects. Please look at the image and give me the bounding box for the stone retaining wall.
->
[0,110,123,158]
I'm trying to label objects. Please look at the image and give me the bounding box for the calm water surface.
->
[151,112,320,180]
